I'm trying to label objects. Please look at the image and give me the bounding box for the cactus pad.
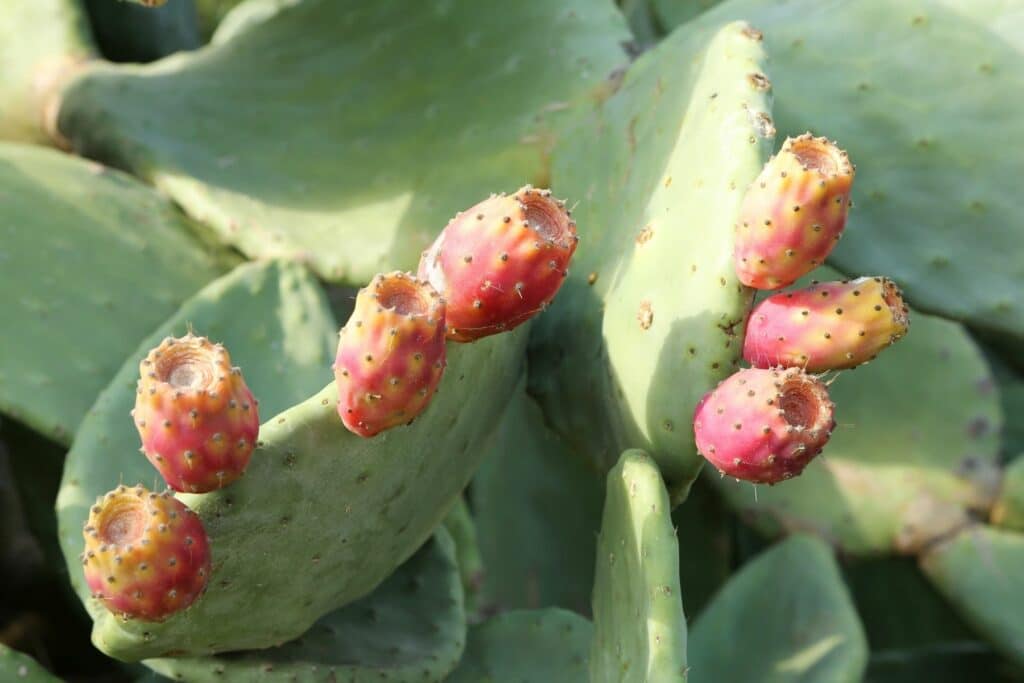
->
[591,450,687,682]
[0,143,228,444]
[711,269,1002,556]
[474,382,604,616]
[145,530,466,682]
[0,0,93,144]
[528,20,772,501]
[920,526,1024,668]
[55,0,630,283]
[0,645,60,683]
[58,260,526,659]
[447,609,593,683]
[690,0,1024,340]
[689,535,868,682]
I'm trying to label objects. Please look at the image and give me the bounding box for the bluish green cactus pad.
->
[711,267,1002,556]
[528,19,772,501]
[473,381,604,616]
[866,644,1022,683]
[57,260,527,659]
[0,0,93,144]
[591,450,687,682]
[0,645,60,683]
[145,530,465,682]
[447,609,593,683]
[690,535,868,683]
[0,143,229,444]
[920,526,1024,667]
[55,0,630,283]
[685,0,1024,340]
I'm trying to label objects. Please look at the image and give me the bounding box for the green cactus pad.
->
[591,450,687,682]
[920,526,1024,667]
[54,0,630,284]
[0,143,229,444]
[528,20,772,501]
[684,0,1024,340]
[690,535,868,683]
[145,529,465,682]
[442,495,485,618]
[711,267,1002,556]
[0,0,93,144]
[83,0,200,63]
[992,458,1024,531]
[0,645,60,683]
[843,557,976,651]
[447,609,593,683]
[57,260,527,659]
[195,0,243,41]
[473,381,604,616]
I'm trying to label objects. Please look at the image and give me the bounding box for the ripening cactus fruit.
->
[418,186,578,342]
[744,277,910,372]
[692,367,835,484]
[734,134,854,289]
[81,485,211,621]
[132,334,260,493]
[334,272,446,437]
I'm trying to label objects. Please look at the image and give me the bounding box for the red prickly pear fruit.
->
[744,276,910,372]
[81,485,211,621]
[132,334,259,493]
[733,134,854,289]
[692,367,835,484]
[334,272,446,437]
[418,186,578,342]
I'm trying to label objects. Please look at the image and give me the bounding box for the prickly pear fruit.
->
[418,186,577,342]
[81,485,211,621]
[132,334,259,493]
[334,272,446,437]
[744,277,910,372]
[693,367,835,484]
[734,134,854,289]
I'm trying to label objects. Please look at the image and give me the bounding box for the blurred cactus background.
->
[1,0,1022,681]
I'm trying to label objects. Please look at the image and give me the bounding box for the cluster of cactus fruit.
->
[694,134,909,484]
[2,1,1023,682]
[81,186,576,621]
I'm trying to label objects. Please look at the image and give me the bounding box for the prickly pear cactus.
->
[473,380,604,616]
[688,535,868,682]
[0,645,60,683]
[0,0,92,144]
[145,530,466,682]
[920,527,1024,667]
[591,450,687,682]
[54,0,630,283]
[0,143,229,444]
[711,269,1002,556]
[529,19,772,500]
[447,609,594,683]
[687,0,1024,340]
[58,260,526,659]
